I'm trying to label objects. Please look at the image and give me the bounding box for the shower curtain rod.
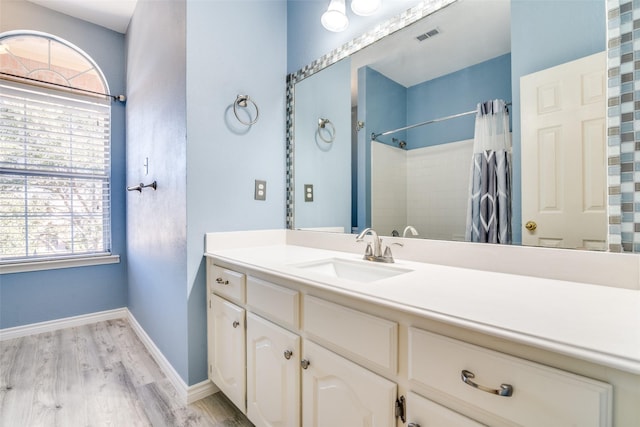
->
[371,102,511,141]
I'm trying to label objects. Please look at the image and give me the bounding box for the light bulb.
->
[321,0,349,32]
[351,0,381,16]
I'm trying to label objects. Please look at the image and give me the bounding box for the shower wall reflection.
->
[361,53,511,240]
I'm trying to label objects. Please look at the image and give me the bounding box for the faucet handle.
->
[364,243,373,258]
[382,245,395,262]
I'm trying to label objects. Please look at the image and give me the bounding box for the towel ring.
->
[233,94,259,126]
[318,118,335,143]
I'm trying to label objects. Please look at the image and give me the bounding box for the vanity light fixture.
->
[322,0,382,32]
[321,0,349,32]
[351,0,382,16]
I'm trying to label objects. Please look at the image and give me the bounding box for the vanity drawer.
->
[303,295,397,374]
[408,328,612,427]
[209,263,246,304]
[246,276,299,329]
[406,391,486,427]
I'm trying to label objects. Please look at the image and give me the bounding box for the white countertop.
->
[205,240,640,375]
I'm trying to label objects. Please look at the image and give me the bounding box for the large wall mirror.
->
[286,0,608,251]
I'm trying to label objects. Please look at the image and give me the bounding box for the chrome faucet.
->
[356,228,396,263]
[403,225,419,238]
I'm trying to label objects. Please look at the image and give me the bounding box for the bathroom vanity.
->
[204,230,640,427]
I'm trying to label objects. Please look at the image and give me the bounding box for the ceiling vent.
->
[416,28,440,42]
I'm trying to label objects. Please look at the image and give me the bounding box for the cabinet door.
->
[246,313,300,427]
[210,294,246,413]
[405,391,485,427]
[301,340,397,427]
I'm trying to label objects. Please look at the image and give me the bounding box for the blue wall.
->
[295,58,351,232]
[357,66,407,229]
[407,54,512,149]
[185,0,287,385]
[0,0,128,328]
[126,0,190,382]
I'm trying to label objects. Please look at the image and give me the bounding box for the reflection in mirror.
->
[288,0,607,250]
[294,58,352,233]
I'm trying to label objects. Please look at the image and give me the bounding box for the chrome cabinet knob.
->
[300,359,310,369]
[283,350,293,360]
[232,321,240,328]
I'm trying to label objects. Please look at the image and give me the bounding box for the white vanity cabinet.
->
[208,293,246,413]
[206,258,619,427]
[246,312,301,427]
[301,340,397,427]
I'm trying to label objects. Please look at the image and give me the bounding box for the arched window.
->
[0,32,112,264]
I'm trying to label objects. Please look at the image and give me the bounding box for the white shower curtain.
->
[465,99,512,244]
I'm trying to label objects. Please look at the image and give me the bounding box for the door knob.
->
[525,220,537,231]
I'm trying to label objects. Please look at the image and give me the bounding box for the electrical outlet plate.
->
[255,180,266,201]
[304,184,313,202]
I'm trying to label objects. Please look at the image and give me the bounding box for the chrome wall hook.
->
[127,183,143,192]
[318,117,336,143]
[233,94,259,126]
[127,181,157,192]
[142,181,157,190]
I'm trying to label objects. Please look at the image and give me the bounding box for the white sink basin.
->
[291,258,412,283]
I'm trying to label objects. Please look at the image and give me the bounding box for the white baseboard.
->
[126,310,218,404]
[0,307,219,405]
[187,379,219,404]
[0,307,128,341]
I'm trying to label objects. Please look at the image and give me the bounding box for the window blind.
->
[0,82,112,262]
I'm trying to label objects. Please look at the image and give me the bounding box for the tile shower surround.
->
[288,0,628,252]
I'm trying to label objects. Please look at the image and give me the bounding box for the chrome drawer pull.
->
[461,370,513,397]
[215,277,229,285]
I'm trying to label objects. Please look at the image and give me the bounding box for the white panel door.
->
[210,294,246,413]
[521,51,607,249]
[246,313,300,427]
[301,340,397,427]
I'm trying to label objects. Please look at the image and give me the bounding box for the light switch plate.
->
[304,184,313,202]
[254,180,266,201]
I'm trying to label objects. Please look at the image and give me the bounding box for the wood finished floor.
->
[0,318,253,427]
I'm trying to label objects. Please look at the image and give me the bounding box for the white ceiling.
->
[27,0,138,33]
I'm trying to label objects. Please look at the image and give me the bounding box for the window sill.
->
[0,254,120,274]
